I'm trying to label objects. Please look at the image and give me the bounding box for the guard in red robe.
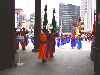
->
[48,29,56,58]
[46,31,54,59]
[38,31,48,63]
[51,32,56,57]
[20,27,28,50]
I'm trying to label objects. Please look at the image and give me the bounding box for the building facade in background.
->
[15,8,36,33]
[59,3,80,33]
[80,0,96,32]
[15,8,26,28]
[29,13,35,29]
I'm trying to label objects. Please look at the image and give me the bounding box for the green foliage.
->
[52,12,57,33]
[43,5,48,32]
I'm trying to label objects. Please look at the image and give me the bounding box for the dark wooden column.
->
[34,0,41,52]
[0,0,16,70]
[94,0,100,74]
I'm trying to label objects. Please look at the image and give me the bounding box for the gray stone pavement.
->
[0,41,94,75]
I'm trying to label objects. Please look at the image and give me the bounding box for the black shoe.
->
[42,59,46,63]
[22,48,25,51]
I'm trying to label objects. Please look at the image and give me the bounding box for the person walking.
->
[20,27,28,50]
[66,35,70,43]
[16,29,20,49]
[49,29,56,58]
[38,30,48,63]
[71,34,76,49]
[77,35,82,49]
[57,37,60,47]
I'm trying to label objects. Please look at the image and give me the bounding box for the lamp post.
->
[33,0,41,52]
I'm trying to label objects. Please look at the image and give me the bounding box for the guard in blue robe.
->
[61,37,64,46]
[77,36,82,49]
[75,37,78,44]
[63,37,66,44]
[57,37,60,47]
[71,36,76,49]
[66,36,70,43]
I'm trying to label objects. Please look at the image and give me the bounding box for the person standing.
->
[77,35,82,49]
[16,29,20,50]
[66,35,70,43]
[20,27,28,50]
[38,30,48,63]
[57,37,60,47]
[61,36,64,46]
[46,30,52,60]
[50,30,56,58]
[71,34,76,49]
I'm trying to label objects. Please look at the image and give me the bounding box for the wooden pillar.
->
[0,0,16,70]
[94,0,100,74]
[34,0,41,52]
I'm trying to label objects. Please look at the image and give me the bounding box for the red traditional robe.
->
[47,32,55,59]
[38,33,48,60]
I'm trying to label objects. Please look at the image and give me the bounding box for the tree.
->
[43,5,48,33]
[52,8,57,33]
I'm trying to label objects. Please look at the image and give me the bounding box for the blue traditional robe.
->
[66,37,70,43]
[75,38,78,44]
[57,38,60,47]
[61,38,64,45]
[71,38,76,48]
[77,38,82,49]
[63,38,66,44]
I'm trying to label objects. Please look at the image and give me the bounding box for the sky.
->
[15,0,81,25]
[15,0,96,25]
[15,0,81,14]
